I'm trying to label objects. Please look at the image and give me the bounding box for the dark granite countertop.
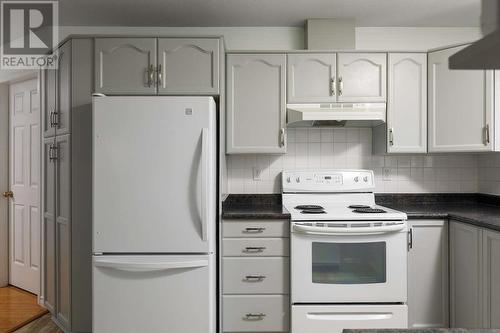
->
[344,329,500,333]
[222,193,500,232]
[377,194,500,232]
[222,194,290,219]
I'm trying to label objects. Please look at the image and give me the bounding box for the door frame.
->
[5,72,42,302]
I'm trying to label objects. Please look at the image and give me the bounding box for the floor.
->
[13,314,62,333]
[0,286,49,333]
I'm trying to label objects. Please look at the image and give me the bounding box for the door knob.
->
[2,191,13,198]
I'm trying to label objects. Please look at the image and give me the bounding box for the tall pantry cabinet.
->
[42,37,93,332]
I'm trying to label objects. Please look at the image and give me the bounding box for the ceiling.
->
[59,0,481,27]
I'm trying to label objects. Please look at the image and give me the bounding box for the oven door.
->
[291,221,407,303]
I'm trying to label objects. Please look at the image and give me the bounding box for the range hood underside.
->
[287,103,386,128]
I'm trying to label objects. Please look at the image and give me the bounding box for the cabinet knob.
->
[2,191,13,198]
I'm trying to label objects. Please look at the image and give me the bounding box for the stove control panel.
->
[282,170,375,192]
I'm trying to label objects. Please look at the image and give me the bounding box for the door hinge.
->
[389,128,394,146]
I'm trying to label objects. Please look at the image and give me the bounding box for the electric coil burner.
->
[353,208,387,213]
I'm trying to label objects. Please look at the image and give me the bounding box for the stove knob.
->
[296,176,301,183]
[363,176,368,182]
[286,176,291,183]
[354,176,359,182]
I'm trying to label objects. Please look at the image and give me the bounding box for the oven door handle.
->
[292,223,406,235]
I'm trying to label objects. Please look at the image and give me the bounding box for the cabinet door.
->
[408,220,448,328]
[55,135,71,329]
[387,53,427,153]
[428,46,494,152]
[337,53,387,102]
[450,221,483,328]
[42,69,56,137]
[95,38,157,95]
[43,138,56,314]
[56,41,71,136]
[227,54,286,154]
[482,230,500,328]
[157,38,219,95]
[287,53,336,103]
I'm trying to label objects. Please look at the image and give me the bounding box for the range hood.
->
[449,0,500,69]
[287,103,386,128]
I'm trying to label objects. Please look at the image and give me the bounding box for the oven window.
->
[312,242,386,284]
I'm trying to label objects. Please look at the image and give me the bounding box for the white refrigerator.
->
[92,96,216,333]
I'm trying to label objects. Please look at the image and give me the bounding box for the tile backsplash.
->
[227,128,478,194]
[478,153,500,195]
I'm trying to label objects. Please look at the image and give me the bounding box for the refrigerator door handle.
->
[94,258,209,272]
[201,127,210,241]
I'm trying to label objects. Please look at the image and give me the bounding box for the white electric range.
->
[282,169,409,333]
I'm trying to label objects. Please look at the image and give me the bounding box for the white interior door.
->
[9,78,40,294]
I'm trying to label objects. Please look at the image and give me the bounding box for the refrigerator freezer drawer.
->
[93,254,215,333]
[292,304,408,333]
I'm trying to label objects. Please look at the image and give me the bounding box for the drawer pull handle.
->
[244,275,266,281]
[245,313,266,320]
[243,246,266,253]
[244,227,266,233]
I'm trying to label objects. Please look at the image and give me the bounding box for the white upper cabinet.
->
[287,53,336,103]
[227,54,286,154]
[157,38,219,95]
[387,53,427,153]
[428,45,494,152]
[95,38,157,95]
[336,53,387,102]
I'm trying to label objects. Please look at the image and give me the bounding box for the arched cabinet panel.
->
[95,38,157,95]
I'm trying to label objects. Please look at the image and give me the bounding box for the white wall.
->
[355,27,481,50]
[0,82,8,286]
[59,26,481,51]
[228,128,478,194]
[478,153,500,195]
[60,26,305,50]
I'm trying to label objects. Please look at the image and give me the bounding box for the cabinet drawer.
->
[223,238,289,257]
[223,220,289,238]
[223,295,289,332]
[223,258,289,294]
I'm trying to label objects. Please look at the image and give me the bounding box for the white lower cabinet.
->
[450,221,500,328]
[223,295,289,332]
[407,220,449,328]
[223,257,289,294]
[450,221,483,328]
[482,229,500,328]
[222,219,289,332]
